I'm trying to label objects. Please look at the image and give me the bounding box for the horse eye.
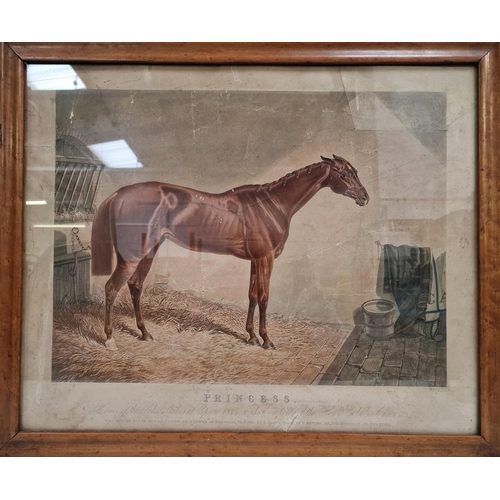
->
[340,173,346,180]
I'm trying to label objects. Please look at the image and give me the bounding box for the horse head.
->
[321,154,369,207]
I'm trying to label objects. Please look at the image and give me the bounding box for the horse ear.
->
[320,155,330,162]
[332,153,340,160]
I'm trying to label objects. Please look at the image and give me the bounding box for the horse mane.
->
[256,159,329,192]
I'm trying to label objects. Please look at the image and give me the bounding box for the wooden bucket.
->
[362,299,396,340]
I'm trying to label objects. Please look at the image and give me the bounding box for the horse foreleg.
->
[127,242,162,342]
[246,261,260,346]
[104,259,137,349]
[256,254,275,350]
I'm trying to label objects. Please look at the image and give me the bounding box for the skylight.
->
[88,140,143,169]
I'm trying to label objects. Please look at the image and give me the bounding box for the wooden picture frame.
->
[1,42,499,456]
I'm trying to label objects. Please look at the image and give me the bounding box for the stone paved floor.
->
[318,324,447,387]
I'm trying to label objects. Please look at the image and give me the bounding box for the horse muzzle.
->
[355,190,369,206]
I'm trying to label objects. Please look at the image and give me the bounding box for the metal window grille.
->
[55,135,104,222]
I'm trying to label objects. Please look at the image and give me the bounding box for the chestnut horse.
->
[91,154,369,349]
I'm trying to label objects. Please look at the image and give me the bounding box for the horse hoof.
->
[141,334,155,342]
[262,341,276,350]
[105,338,118,350]
[247,338,261,347]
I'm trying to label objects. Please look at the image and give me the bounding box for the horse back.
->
[103,181,290,263]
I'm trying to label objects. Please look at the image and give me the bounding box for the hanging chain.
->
[71,227,91,252]
[68,227,90,303]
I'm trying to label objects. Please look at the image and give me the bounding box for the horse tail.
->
[91,194,115,276]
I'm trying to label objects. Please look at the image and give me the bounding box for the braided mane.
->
[256,161,326,192]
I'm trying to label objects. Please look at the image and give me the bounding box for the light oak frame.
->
[1,42,499,456]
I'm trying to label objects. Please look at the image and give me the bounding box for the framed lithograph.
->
[1,43,499,456]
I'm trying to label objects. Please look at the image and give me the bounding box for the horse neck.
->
[268,163,330,218]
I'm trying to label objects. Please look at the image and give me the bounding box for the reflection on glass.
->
[33,224,86,229]
[26,200,47,205]
[27,65,86,90]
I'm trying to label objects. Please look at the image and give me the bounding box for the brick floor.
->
[265,321,446,386]
[318,324,447,387]
[271,324,353,385]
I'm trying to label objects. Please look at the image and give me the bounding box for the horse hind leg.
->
[128,261,155,342]
[127,239,163,342]
[104,258,138,349]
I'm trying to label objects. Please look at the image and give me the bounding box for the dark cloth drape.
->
[383,244,432,335]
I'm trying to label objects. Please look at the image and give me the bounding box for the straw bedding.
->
[52,284,346,384]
